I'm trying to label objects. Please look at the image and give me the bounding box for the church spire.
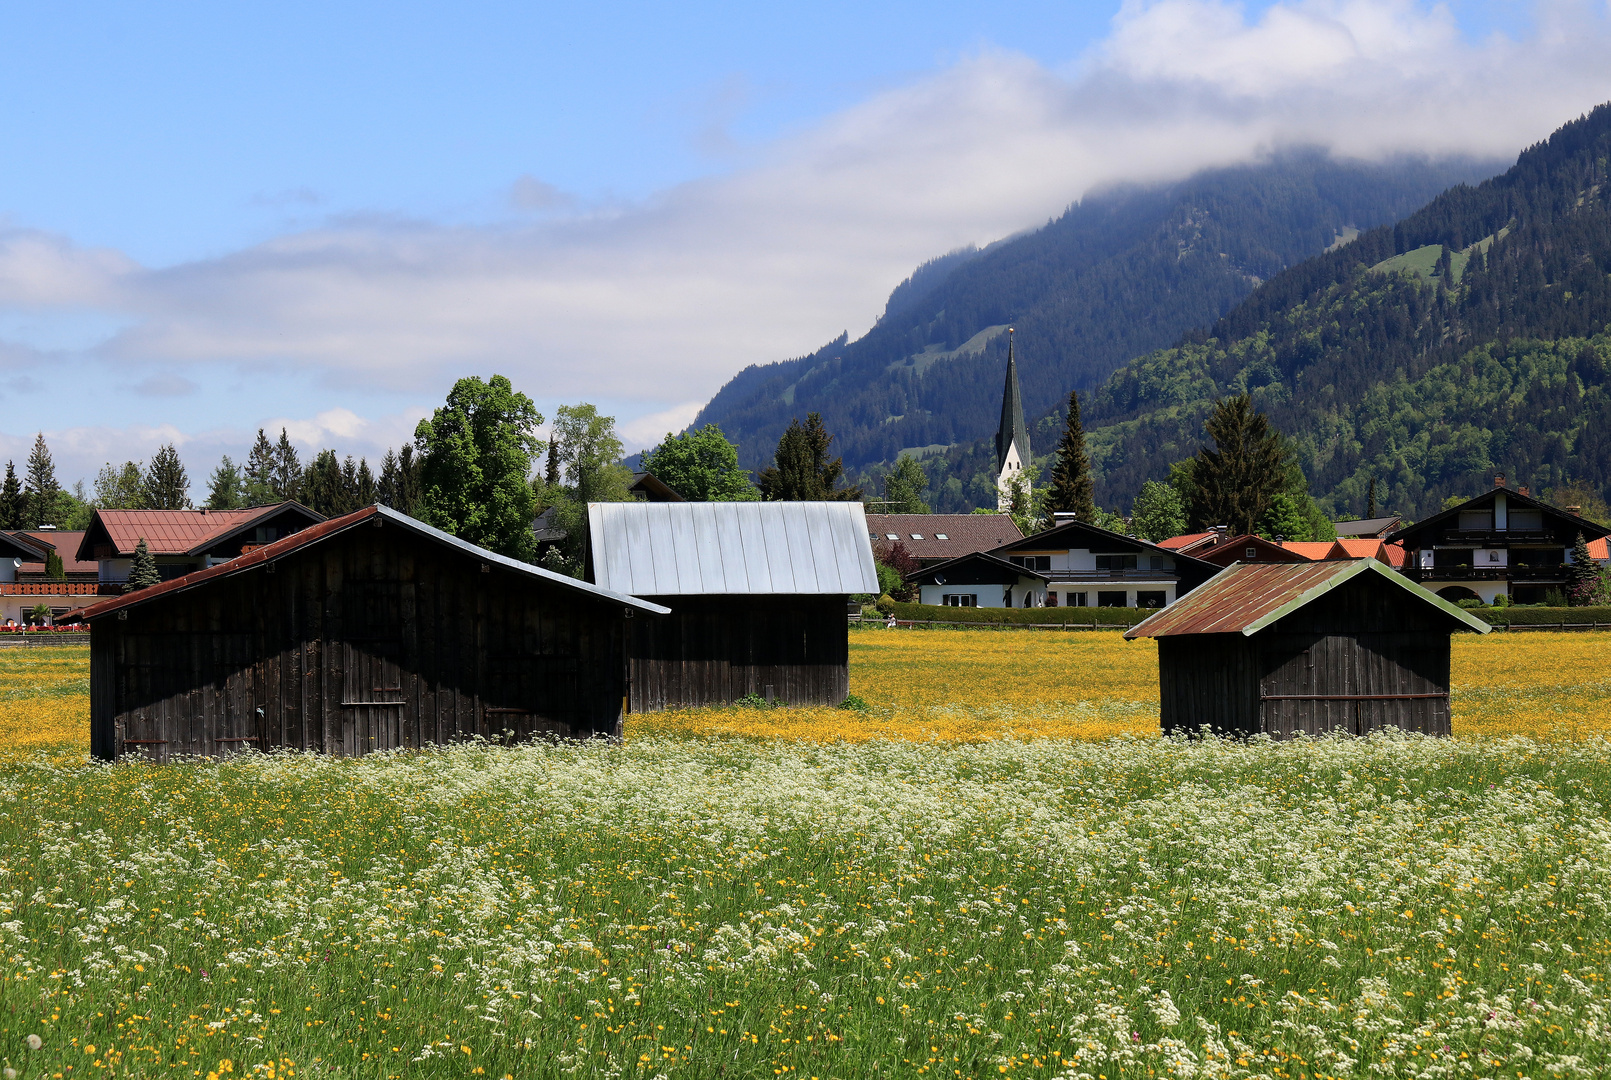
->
[995,328,1029,474]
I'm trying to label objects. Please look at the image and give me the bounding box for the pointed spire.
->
[996,327,1029,474]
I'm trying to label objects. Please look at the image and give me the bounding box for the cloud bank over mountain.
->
[2,0,1610,479]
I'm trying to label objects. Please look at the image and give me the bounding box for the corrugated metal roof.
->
[588,501,881,595]
[89,508,264,556]
[1124,559,1490,639]
[72,505,670,621]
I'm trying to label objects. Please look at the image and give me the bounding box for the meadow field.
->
[0,632,1608,1079]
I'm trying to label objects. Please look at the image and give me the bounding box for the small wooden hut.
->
[1125,560,1489,738]
[586,501,880,710]
[74,505,667,761]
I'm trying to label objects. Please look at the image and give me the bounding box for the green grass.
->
[1369,242,1468,285]
[5,734,1611,1078]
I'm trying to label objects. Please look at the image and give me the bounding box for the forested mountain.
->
[1077,102,1611,521]
[692,152,1500,493]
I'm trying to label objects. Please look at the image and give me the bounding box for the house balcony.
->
[1402,566,1569,584]
[1049,569,1180,582]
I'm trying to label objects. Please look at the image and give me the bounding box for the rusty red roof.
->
[17,531,97,575]
[1157,532,1215,551]
[1124,560,1489,639]
[70,505,669,622]
[81,508,266,558]
[864,514,1023,562]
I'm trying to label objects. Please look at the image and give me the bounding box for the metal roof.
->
[588,501,880,595]
[1332,515,1402,537]
[72,505,670,622]
[1124,559,1491,639]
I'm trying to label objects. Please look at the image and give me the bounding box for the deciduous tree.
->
[641,425,758,501]
[880,454,929,514]
[1130,480,1186,542]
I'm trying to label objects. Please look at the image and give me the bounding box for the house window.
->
[1508,509,1543,531]
[941,594,976,607]
[1246,547,1258,559]
[868,533,877,541]
[1097,591,1128,607]
[934,533,949,540]
[1458,511,1493,532]
[1067,591,1088,607]
[1489,550,1501,563]
[1009,555,1051,571]
[1150,555,1174,570]
[1096,554,1137,571]
[910,533,924,540]
[1137,590,1167,608]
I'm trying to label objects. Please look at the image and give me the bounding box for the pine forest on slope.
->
[1079,101,1611,522]
[691,151,1502,508]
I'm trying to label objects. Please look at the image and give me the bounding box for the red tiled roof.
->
[17,531,97,575]
[1589,536,1609,561]
[864,514,1023,562]
[1126,560,1490,638]
[1382,541,1407,568]
[88,509,264,558]
[1157,532,1214,551]
[1328,538,1387,562]
[1279,541,1334,561]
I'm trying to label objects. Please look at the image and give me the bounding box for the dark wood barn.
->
[1125,560,1489,738]
[75,505,667,761]
[586,501,880,710]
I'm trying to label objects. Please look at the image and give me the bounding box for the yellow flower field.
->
[1,631,1606,754]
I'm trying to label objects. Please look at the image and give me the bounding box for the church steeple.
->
[995,328,1030,509]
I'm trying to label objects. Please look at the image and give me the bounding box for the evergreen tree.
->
[205,456,245,510]
[94,462,147,509]
[415,374,543,561]
[0,462,21,530]
[1044,390,1096,522]
[244,429,278,504]
[544,438,560,486]
[355,457,376,507]
[755,414,862,501]
[273,429,302,501]
[142,444,191,510]
[1130,480,1186,541]
[301,450,345,517]
[1367,476,1378,519]
[1569,532,1601,606]
[880,454,929,514]
[1188,395,1286,535]
[44,551,64,580]
[397,445,422,514]
[123,538,160,593]
[23,433,59,528]
[640,425,758,501]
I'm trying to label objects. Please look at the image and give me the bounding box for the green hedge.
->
[1472,606,1611,627]
[877,600,1149,627]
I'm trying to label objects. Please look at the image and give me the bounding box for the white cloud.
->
[2,0,1610,478]
[619,401,708,453]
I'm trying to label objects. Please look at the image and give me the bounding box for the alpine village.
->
[4,45,1611,1080]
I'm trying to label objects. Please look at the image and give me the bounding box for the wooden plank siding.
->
[1158,574,1457,740]
[93,523,632,761]
[627,594,850,711]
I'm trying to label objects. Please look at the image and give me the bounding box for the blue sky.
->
[0,0,1604,488]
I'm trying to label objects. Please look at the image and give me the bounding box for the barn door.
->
[342,640,405,753]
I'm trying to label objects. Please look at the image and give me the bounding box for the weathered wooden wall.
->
[627,594,849,711]
[91,524,629,761]
[1158,575,1455,739]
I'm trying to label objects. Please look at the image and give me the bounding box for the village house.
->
[0,529,102,625]
[77,502,325,586]
[587,500,879,709]
[1332,515,1403,539]
[1127,559,1490,739]
[1388,477,1611,604]
[863,513,1023,568]
[909,516,1219,609]
[74,504,664,761]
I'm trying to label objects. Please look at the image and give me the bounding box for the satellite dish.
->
[934,575,945,585]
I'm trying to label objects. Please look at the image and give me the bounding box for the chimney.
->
[1052,512,1079,526]
[1493,474,1506,489]
[1518,485,1530,497]
[1568,505,1582,516]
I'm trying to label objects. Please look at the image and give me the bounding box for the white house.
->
[909,517,1220,609]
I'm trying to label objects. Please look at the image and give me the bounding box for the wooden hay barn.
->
[74,505,668,761]
[1125,560,1489,738]
[586,501,880,710]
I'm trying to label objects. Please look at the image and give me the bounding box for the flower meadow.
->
[0,633,1607,1079]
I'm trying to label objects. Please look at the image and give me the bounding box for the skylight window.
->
[934,533,948,540]
[910,533,924,540]
[885,533,899,540]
